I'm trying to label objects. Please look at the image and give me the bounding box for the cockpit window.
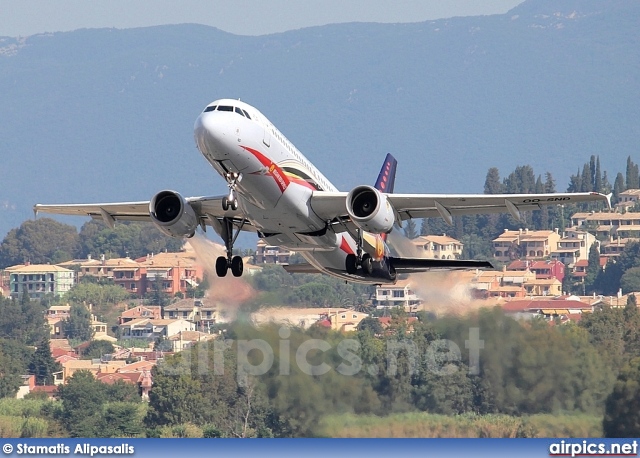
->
[242,109,251,119]
[204,105,217,112]
[235,107,245,117]
[217,105,233,112]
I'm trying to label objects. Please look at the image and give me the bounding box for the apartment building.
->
[493,229,561,263]
[6,264,75,299]
[550,229,598,267]
[374,280,422,309]
[571,211,640,239]
[411,235,464,259]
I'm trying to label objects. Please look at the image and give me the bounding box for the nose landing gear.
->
[221,172,242,211]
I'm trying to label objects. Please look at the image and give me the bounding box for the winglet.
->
[605,193,613,209]
[374,153,397,193]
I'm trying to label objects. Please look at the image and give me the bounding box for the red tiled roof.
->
[501,299,592,313]
[32,385,59,394]
[96,373,140,385]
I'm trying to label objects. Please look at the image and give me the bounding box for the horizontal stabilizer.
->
[389,257,493,274]
[282,263,322,274]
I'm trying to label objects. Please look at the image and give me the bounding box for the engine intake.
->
[149,190,198,238]
[346,185,395,234]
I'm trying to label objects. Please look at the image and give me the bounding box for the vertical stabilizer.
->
[374,154,397,243]
[374,153,397,193]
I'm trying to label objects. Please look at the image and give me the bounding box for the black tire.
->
[345,254,358,274]
[222,197,229,211]
[231,256,243,277]
[361,253,373,275]
[231,199,239,211]
[215,256,228,277]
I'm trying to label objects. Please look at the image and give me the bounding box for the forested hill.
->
[1,0,638,239]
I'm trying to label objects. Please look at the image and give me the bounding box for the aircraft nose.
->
[194,111,233,158]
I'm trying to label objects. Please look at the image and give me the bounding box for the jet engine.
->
[149,190,199,238]
[346,185,395,234]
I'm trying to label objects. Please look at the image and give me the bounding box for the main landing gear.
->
[215,217,245,277]
[221,172,242,211]
[345,229,374,276]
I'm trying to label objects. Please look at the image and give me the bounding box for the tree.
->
[621,267,640,294]
[78,221,183,260]
[603,357,640,437]
[0,218,79,268]
[64,304,94,342]
[626,156,639,190]
[585,242,601,294]
[29,336,61,385]
[80,340,115,360]
[484,167,504,194]
[358,317,383,335]
[58,370,106,437]
[403,219,418,239]
[613,172,625,203]
[0,338,30,398]
[67,282,129,306]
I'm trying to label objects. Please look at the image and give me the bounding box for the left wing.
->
[310,191,611,225]
[33,195,257,232]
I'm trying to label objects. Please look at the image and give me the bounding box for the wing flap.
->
[282,263,322,274]
[389,257,493,274]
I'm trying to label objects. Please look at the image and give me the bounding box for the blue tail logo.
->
[374,153,397,193]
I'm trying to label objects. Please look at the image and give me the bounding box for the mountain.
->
[1,0,638,240]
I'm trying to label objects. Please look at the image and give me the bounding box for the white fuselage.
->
[194,98,378,282]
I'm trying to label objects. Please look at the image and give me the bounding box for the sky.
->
[1,0,524,37]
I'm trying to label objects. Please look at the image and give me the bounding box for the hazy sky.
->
[1,0,524,37]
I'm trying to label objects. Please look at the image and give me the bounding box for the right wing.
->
[310,191,611,226]
[33,195,257,233]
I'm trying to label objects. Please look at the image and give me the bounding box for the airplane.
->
[34,99,611,285]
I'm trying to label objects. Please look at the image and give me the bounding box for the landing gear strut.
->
[215,217,245,277]
[345,229,374,276]
[221,172,242,211]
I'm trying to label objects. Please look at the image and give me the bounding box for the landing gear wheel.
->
[361,253,373,276]
[231,256,243,277]
[222,197,229,211]
[231,199,238,211]
[215,256,228,277]
[345,254,358,275]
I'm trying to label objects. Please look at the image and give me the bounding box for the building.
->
[163,298,217,331]
[118,305,162,325]
[411,235,463,259]
[493,229,561,263]
[57,255,137,282]
[550,230,598,267]
[322,310,369,332]
[507,260,565,283]
[571,211,640,239]
[119,318,195,341]
[374,280,422,309]
[6,264,75,299]
[601,237,634,258]
[616,189,640,209]
[254,239,292,264]
[58,248,205,298]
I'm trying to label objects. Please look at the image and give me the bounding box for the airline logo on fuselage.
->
[242,146,290,193]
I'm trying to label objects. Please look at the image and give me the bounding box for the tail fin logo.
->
[374,153,397,194]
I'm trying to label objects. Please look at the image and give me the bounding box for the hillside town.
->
[2,194,640,402]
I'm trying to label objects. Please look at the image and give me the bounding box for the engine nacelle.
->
[149,190,199,238]
[346,185,395,234]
